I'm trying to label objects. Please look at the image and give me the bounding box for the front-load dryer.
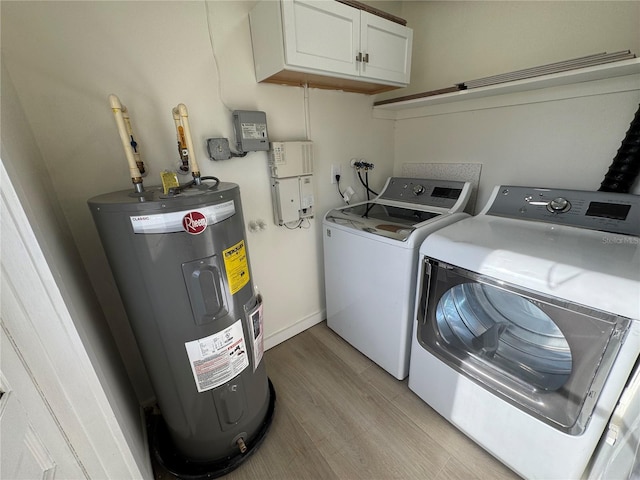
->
[409,186,640,479]
[323,177,471,380]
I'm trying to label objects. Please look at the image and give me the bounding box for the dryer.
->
[323,177,471,380]
[409,186,640,479]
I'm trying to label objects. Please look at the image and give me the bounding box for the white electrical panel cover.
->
[269,141,313,178]
[269,141,314,225]
[271,175,314,225]
[272,177,300,224]
[299,175,314,210]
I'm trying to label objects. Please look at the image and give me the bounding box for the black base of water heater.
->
[148,379,276,479]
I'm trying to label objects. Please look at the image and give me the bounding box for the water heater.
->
[88,182,274,478]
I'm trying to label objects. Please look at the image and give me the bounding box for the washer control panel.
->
[487,186,640,236]
[380,177,468,209]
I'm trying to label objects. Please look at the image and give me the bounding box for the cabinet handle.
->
[356,52,362,62]
[363,53,369,63]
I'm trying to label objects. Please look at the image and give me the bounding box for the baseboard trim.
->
[264,310,326,350]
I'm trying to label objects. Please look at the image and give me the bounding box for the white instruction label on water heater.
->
[247,297,264,372]
[185,319,249,393]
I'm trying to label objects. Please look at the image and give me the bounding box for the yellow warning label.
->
[223,240,250,294]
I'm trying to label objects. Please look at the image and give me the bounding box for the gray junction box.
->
[232,110,269,152]
[88,182,274,476]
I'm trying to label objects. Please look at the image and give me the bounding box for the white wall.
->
[1,62,152,478]
[1,1,395,403]
[383,0,640,99]
[386,1,640,209]
[5,0,637,416]
[392,82,640,211]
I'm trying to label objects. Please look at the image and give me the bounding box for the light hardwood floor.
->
[154,322,520,480]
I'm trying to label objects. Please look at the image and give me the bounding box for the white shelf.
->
[374,58,640,112]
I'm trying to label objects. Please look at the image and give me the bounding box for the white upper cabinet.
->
[249,0,413,94]
[282,1,360,77]
[359,11,412,84]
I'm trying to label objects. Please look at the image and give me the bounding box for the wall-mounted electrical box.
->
[268,141,313,178]
[232,110,269,152]
[271,175,314,225]
[269,141,314,225]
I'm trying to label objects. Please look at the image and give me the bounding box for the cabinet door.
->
[360,11,412,84]
[282,0,360,76]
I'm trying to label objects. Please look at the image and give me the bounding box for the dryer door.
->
[415,259,632,435]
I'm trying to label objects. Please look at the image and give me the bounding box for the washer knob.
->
[412,184,426,196]
[547,197,571,213]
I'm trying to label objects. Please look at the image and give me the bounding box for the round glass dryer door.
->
[416,259,631,435]
[436,283,572,391]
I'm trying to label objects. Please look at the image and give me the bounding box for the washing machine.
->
[409,185,640,479]
[323,177,471,380]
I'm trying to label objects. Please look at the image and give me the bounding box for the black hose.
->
[182,176,220,189]
[357,171,378,197]
[336,175,345,200]
[366,171,370,202]
[598,104,640,193]
[168,176,221,196]
[198,176,220,185]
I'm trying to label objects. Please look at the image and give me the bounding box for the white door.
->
[282,0,360,76]
[0,163,87,479]
[0,329,86,479]
[0,160,149,479]
[359,11,412,84]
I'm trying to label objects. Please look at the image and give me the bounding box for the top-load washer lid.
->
[421,186,640,319]
[325,203,440,241]
[324,177,471,241]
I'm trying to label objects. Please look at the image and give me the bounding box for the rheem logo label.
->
[183,211,207,235]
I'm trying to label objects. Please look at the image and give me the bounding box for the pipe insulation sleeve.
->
[599,103,640,193]
[176,104,201,178]
[109,94,143,183]
[122,109,145,176]
[172,108,183,142]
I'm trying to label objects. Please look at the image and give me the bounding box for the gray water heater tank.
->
[88,181,274,477]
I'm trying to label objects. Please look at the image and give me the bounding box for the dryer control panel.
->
[486,186,640,236]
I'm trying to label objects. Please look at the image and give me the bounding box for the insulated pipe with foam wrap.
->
[173,103,201,184]
[172,108,189,173]
[122,109,146,176]
[109,94,144,189]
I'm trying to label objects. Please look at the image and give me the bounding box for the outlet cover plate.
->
[331,164,341,184]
